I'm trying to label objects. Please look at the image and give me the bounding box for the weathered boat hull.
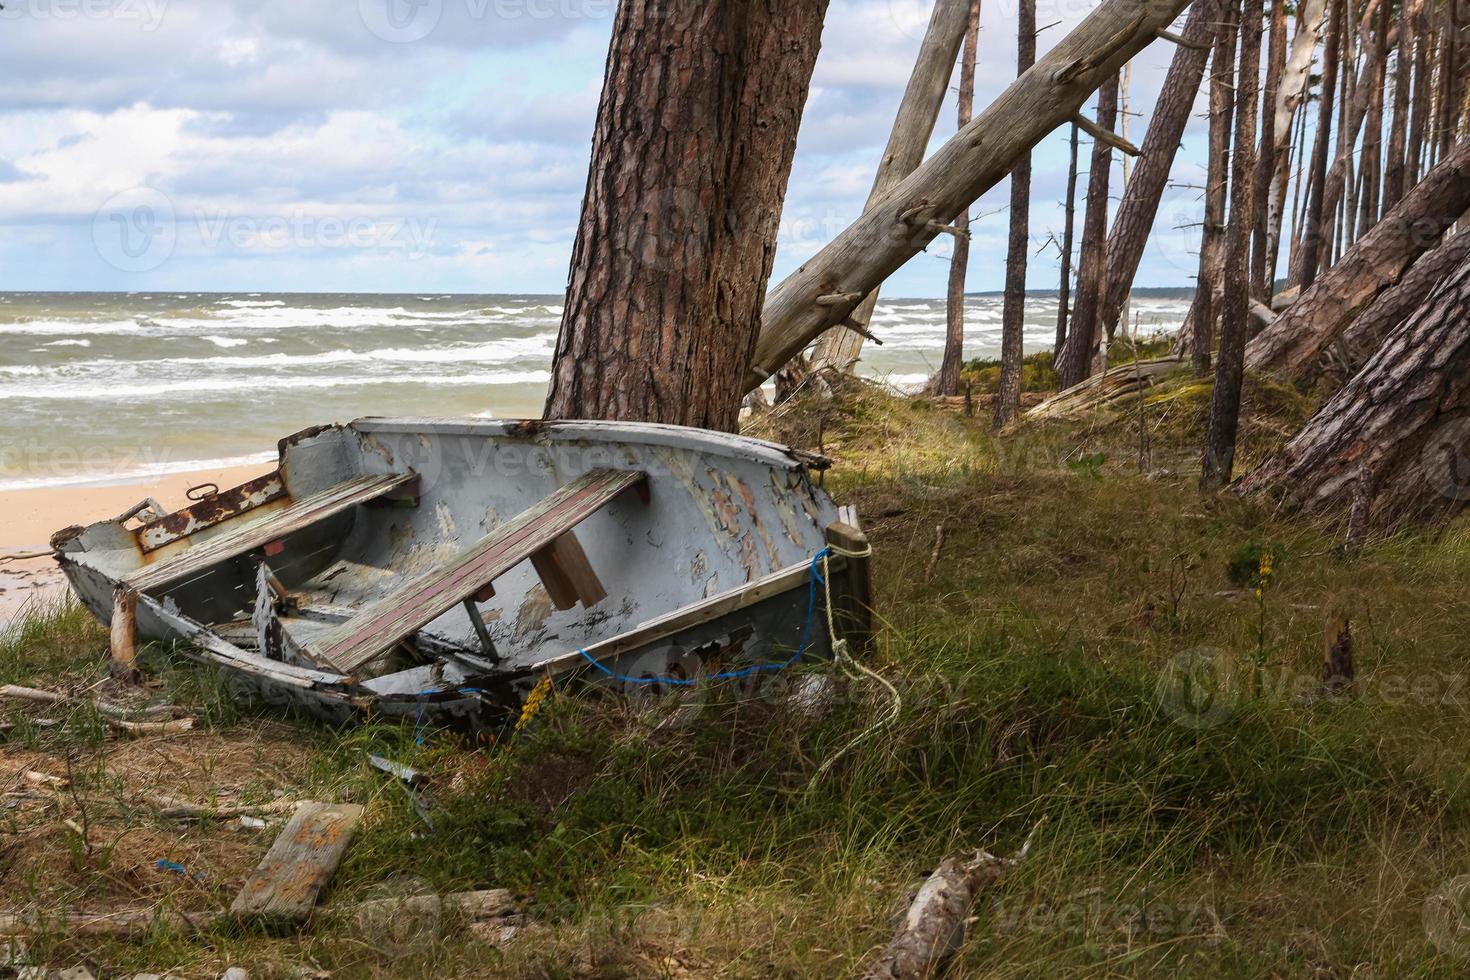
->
[53,419,870,730]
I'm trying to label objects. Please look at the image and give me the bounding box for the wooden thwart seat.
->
[307,468,647,675]
[125,472,419,594]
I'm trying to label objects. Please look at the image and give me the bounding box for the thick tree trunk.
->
[745,0,1196,391]
[1055,74,1119,390]
[1252,0,1290,298]
[545,0,827,430]
[810,0,973,376]
[1237,246,1470,530]
[1293,0,1344,290]
[1179,7,1241,373]
[994,0,1036,424]
[1056,123,1081,354]
[1098,1,1217,346]
[938,0,982,398]
[1245,138,1470,379]
[1334,230,1470,374]
[1201,0,1263,489]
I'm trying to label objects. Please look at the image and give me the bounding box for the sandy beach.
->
[0,461,272,627]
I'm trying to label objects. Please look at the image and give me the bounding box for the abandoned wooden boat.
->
[51,419,872,729]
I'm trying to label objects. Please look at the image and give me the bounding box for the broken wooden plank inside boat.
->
[51,419,873,729]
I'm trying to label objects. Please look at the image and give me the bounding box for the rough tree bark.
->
[994,0,1037,424]
[545,0,828,430]
[1293,0,1344,290]
[810,0,973,377]
[1355,0,1390,234]
[937,0,982,398]
[1237,245,1470,530]
[1055,74,1119,390]
[1245,138,1470,379]
[1334,230,1470,373]
[1201,0,1263,490]
[1056,122,1081,354]
[745,0,1197,391]
[1098,1,1217,347]
[1178,6,1240,373]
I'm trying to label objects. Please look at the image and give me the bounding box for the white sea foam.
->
[0,451,279,493]
[0,370,553,402]
[203,336,250,348]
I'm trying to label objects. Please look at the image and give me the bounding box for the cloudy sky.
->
[0,0,1209,296]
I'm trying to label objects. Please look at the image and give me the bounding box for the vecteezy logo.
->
[1420,415,1470,503]
[1425,875,1470,956]
[1156,647,1240,730]
[92,187,176,273]
[359,0,442,42]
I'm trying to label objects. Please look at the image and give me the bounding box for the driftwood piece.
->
[746,0,1193,389]
[230,802,364,926]
[862,852,1009,980]
[1321,608,1355,694]
[109,588,140,681]
[1025,357,1187,421]
[148,794,302,821]
[0,685,192,735]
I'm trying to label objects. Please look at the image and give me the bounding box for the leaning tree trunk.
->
[545,0,828,430]
[809,0,973,377]
[937,0,982,398]
[1252,0,1290,298]
[1237,244,1470,531]
[1098,0,1217,345]
[1177,6,1240,373]
[745,0,1196,391]
[1333,230,1470,375]
[1201,0,1263,490]
[1245,138,1470,380]
[1055,122,1081,354]
[994,0,1037,424]
[1055,74,1119,390]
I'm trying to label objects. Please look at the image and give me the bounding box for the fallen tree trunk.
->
[1332,232,1470,375]
[1236,242,1470,530]
[1025,357,1188,420]
[1244,138,1470,380]
[808,0,973,375]
[744,0,1195,390]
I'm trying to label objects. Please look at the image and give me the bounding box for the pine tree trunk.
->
[1293,0,1344,290]
[1268,0,1328,282]
[938,0,982,398]
[1335,229,1470,374]
[1056,123,1080,354]
[994,0,1037,424]
[545,0,827,430]
[1382,0,1413,210]
[1098,0,1217,345]
[1246,138,1470,379]
[810,0,973,377]
[1407,11,1430,188]
[1355,1,1389,234]
[1237,244,1470,530]
[1181,7,1241,374]
[1253,0,1290,298]
[1055,74,1119,390]
[1201,0,1263,490]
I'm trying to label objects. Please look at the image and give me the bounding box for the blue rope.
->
[575,547,831,687]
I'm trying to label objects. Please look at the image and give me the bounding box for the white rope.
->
[805,543,900,796]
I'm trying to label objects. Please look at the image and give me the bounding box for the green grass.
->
[7,385,1470,976]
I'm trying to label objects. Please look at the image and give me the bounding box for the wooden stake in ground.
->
[1055,73,1120,390]
[544,0,828,430]
[993,0,1036,425]
[937,0,982,398]
[745,0,1196,392]
[1201,0,1263,490]
[814,0,973,379]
